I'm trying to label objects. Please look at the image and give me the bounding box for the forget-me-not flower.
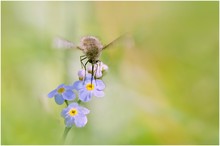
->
[73,77,105,102]
[61,102,90,127]
[48,84,76,105]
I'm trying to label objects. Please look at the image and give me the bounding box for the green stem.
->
[63,127,71,142]
[77,100,81,104]
[65,100,69,106]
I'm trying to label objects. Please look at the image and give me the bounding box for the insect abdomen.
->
[79,36,103,62]
[86,48,101,61]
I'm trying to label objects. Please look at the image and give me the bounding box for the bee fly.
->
[54,35,124,83]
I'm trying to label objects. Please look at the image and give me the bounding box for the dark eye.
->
[96,60,99,63]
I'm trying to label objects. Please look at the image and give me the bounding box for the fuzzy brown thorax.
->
[79,36,103,62]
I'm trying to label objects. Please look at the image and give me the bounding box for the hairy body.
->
[79,36,103,64]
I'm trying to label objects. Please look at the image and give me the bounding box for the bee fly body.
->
[79,36,103,64]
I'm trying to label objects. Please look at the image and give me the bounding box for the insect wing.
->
[102,34,127,50]
[53,37,78,50]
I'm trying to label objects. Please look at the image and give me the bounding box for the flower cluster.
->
[48,61,108,128]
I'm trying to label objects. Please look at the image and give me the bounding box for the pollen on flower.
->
[69,108,78,116]
[57,87,65,94]
[86,83,94,91]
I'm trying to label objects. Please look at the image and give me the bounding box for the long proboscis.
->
[102,33,127,50]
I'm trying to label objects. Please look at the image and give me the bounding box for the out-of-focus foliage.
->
[1,1,218,145]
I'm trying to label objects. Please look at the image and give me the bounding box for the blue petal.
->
[78,106,90,115]
[85,74,92,80]
[95,80,105,90]
[57,84,65,89]
[93,90,105,97]
[74,115,88,127]
[61,108,69,118]
[47,89,57,98]
[79,89,92,102]
[63,90,76,101]
[65,117,75,128]
[73,81,84,90]
[68,102,79,108]
[63,85,74,90]
[54,94,65,105]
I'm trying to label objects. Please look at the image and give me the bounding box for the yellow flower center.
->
[69,108,78,116]
[57,87,65,93]
[86,83,94,91]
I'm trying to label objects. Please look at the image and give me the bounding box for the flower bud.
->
[95,65,102,79]
[87,62,109,78]
[78,69,86,80]
[102,64,108,72]
[87,64,97,74]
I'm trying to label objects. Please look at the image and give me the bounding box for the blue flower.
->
[61,102,90,127]
[73,77,105,102]
[48,84,76,105]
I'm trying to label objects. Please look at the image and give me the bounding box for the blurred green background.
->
[1,1,219,145]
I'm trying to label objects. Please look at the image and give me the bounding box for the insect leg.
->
[91,63,94,85]
[80,55,87,69]
[96,60,101,64]
[94,63,98,79]
[83,60,89,83]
